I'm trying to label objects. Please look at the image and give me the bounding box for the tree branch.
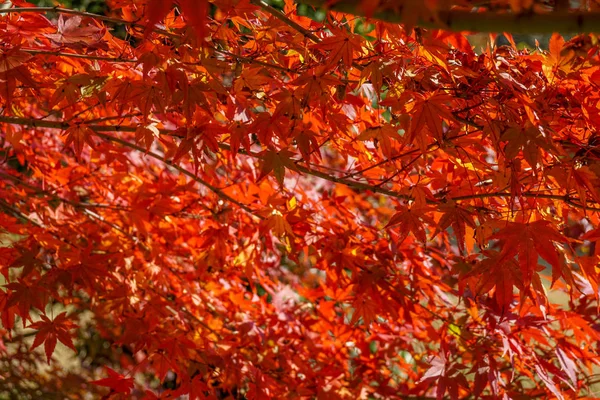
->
[301,1,600,34]
[0,116,260,219]
[0,6,176,38]
[1,115,597,212]
[250,0,321,42]
[96,133,263,219]
[22,49,137,63]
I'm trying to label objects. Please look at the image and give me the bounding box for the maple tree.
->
[1,0,600,398]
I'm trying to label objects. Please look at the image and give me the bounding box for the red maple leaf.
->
[64,124,96,156]
[492,220,565,288]
[6,279,48,325]
[91,367,134,394]
[29,312,77,363]
[0,48,32,73]
[45,15,105,48]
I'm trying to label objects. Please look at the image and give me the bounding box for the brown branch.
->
[1,115,598,212]
[0,171,127,211]
[249,0,370,72]
[451,191,600,211]
[0,198,43,227]
[0,116,260,218]
[29,48,294,73]
[250,0,321,43]
[343,141,437,179]
[213,49,293,73]
[218,142,600,211]
[374,151,426,188]
[0,6,176,38]
[301,1,600,34]
[96,133,263,219]
[22,49,137,63]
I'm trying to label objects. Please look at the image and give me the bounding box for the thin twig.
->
[22,49,137,63]
[250,0,320,43]
[1,6,176,38]
[99,133,262,218]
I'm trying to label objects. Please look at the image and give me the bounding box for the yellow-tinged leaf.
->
[287,196,297,211]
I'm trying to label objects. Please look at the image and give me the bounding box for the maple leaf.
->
[91,367,134,394]
[63,125,96,157]
[470,252,522,310]
[234,67,273,92]
[0,48,32,73]
[357,124,403,158]
[6,280,48,325]
[0,247,18,281]
[45,15,105,48]
[149,352,176,382]
[501,125,559,170]
[491,220,566,288]
[257,149,300,186]
[6,245,43,278]
[546,33,578,75]
[534,362,565,400]
[419,354,446,383]
[135,125,159,152]
[292,69,343,104]
[572,257,598,300]
[360,61,384,93]
[145,0,208,42]
[29,312,77,363]
[144,0,174,35]
[349,289,380,326]
[313,27,363,67]
[556,347,578,388]
[130,80,169,118]
[295,129,322,163]
[0,63,36,104]
[405,92,456,149]
[2,2,600,399]
[265,212,294,237]
[432,201,476,254]
[385,206,433,244]
[0,290,16,331]
[179,0,210,41]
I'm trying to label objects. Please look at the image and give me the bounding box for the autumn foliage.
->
[1,0,600,398]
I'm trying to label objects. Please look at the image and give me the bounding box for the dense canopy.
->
[1,0,600,399]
